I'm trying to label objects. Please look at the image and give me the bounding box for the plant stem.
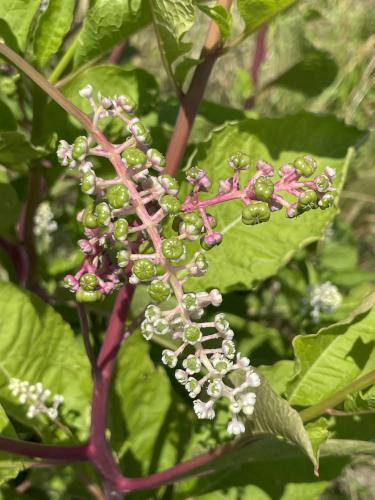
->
[0,437,88,461]
[165,0,233,175]
[244,24,268,109]
[48,33,79,84]
[299,369,375,423]
[77,303,96,369]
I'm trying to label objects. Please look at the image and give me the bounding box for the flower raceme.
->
[58,85,336,435]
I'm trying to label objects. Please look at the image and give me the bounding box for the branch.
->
[165,0,233,175]
[0,437,88,461]
[77,303,96,369]
[244,24,268,110]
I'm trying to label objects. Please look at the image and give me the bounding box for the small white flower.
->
[79,85,93,98]
[246,371,261,387]
[211,354,232,375]
[309,281,342,323]
[185,377,201,398]
[161,349,177,368]
[227,418,245,435]
[222,340,236,359]
[236,353,250,368]
[207,379,223,398]
[193,400,215,419]
[175,369,188,385]
[214,313,229,334]
[183,354,201,375]
[209,289,222,307]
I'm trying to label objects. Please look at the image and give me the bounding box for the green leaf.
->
[287,292,375,406]
[33,0,75,68]
[150,0,195,66]
[112,332,173,473]
[258,360,294,394]
[74,0,151,67]
[0,0,40,52]
[343,385,375,413]
[0,132,46,168]
[0,175,20,234]
[0,282,92,439]
[305,417,329,461]
[61,65,159,116]
[0,19,20,53]
[249,373,318,470]
[0,101,16,131]
[270,44,338,97]
[237,0,296,35]
[198,4,232,41]
[0,403,23,486]
[183,113,364,293]
[175,57,202,88]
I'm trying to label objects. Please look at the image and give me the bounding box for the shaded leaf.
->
[0,131,46,167]
[74,0,151,67]
[237,0,296,35]
[0,175,20,233]
[287,292,375,406]
[344,385,375,413]
[33,0,75,68]
[0,0,40,52]
[0,403,23,486]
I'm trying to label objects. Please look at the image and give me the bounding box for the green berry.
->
[254,176,274,200]
[228,151,251,170]
[122,148,147,167]
[132,259,156,281]
[318,193,335,210]
[147,148,166,168]
[162,238,185,261]
[95,202,111,226]
[79,273,98,291]
[315,175,330,193]
[158,175,179,195]
[81,170,96,195]
[148,280,171,302]
[293,156,316,177]
[159,195,181,215]
[298,190,318,211]
[72,136,87,160]
[183,325,202,344]
[242,202,270,225]
[106,184,130,209]
[82,206,98,229]
[76,289,102,303]
[117,249,130,268]
[113,218,128,241]
[128,119,151,143]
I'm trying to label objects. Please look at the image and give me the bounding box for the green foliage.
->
[0,171,20,234]
[0,0,40,52]
[0,282,92,439]
[74,0,151,67]
[238,0,296,35]
[33,0,75,68]
[0,404,23,485]
[183,113,363,293]
[197,4,232,41]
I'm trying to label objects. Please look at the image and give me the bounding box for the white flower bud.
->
[79,85,93,98]
[227,418,245,435]
[209,289,222,307]
[193,399,215,419]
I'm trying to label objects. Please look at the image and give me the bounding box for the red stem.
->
[0,437,88,461]
[245,24,268,110]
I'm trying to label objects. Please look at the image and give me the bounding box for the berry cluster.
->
[58,85,335,435]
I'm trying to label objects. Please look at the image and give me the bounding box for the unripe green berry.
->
[128,119,151,143]
[82,206,98,229]
[106,184,130,209]
[80,273,98,291]
[161,238,185,261]
[76,289,102,303]
[122,147,147,167]
[148,279,171,302]
[315,175,330,193]
[298,190,318,211]
[132,259,156,281]
[242,202,270,225]
[158,175,179,195]
[113,218,128,241]
[72,136,87,160]
[147,148,166,168]
[318,193,335,210]
[117,249,130,268]
[228,151,251,170]
[95,202,111,226]
[81,170,96,195]
[183,324,202,344]
[293,156,316,177]
[159,195,181,214]
[254,176,274,200]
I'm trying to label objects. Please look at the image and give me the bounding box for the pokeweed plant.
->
[0,1,374,498]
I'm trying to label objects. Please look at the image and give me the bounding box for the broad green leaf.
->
[61,65,159,116]
[150,0,195,66]
[0,19,20,53]
[198,4,232,41]
[0,131,46,167]
[0,0,40,52]
[74,0,150,67]
[112,332,173,473]
[305,417,329,461]
[0,403,23,486]
[344,385,375,413]
[237,0,296,35]
[269,44,338,97]
[33,0,75,68]
[175,437,373,499]
[0,282,92,439]
[258,360,294,394]
[0,175,20,233]
[249,374,318,469]
[287,292,375,406]
[175,57,202,88]
[183,113,363,293]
